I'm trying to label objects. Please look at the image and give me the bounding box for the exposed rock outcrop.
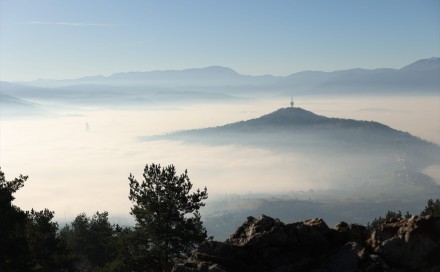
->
[369,215,440,270]
[174,215,440,272]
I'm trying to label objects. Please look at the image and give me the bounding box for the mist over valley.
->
[1,59,440,240]
[3,2,440,269]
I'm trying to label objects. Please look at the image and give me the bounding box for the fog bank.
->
[0,96,439,219]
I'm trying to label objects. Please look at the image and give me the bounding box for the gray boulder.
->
[174,215,440,272]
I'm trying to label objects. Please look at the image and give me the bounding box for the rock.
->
[334,221,369,244]
[173,215,440,272]
[304,217,329,231]
[369,215,440,270]
[173,263,227,272]
[323,242,383,272]
[174,215,351,272]
[324,242,363,271]
[226,215,287,247]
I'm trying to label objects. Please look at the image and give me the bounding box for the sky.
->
[1,0,439,81]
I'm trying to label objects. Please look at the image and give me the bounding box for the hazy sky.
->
[1,0,439,81]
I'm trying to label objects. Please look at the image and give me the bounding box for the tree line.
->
[367,198,440,230]
[1,164,439,272]
[0,164,207,272]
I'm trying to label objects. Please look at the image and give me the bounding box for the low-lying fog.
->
[1,96,439,223]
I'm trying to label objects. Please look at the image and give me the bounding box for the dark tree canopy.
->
[0,167,28,205]
[25,208,60,270]
[1,164,439,271]
[0,167,30,270]
[0,168,65,271]
[59,211,125,271]
[128,163,208,272]
[367,210,412,230]
[421,198,440,217]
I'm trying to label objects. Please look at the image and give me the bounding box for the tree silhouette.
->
[421,198,440,216]
[1,168,69,270]
[367,210,412,230]
[60,211,122,271]
[25,208,60,270]
[0,167,30,270]
[128,163,208,272]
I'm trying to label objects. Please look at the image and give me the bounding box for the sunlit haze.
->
[0,97,438,219]
[1,1,439,229]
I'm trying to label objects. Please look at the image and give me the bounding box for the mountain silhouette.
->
[401,57,440,71]
[220,107,392,130]
[276,57,440,94]
[156,107,428,146]
[147,107,440,169]
[0,91,46,117]
[17,57,439,94]
[145,107,440,195]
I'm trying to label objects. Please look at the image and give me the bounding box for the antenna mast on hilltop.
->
[290,96,294,108]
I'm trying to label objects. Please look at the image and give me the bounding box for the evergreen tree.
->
[0,167,30,271]
[60,211,121,271]
[367,210,411,230]
[421,198,440,216]
[128,163,208,272]
[25,208,61,271]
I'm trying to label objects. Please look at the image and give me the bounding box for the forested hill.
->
[147,107,439,156]
[145,107,440,196]
[218,107,392,130]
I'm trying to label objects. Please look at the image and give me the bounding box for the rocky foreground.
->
[174,215,440,272]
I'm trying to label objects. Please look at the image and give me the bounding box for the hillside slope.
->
[147,107,440,202]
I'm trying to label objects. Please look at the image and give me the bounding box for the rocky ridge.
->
[174,215,440,272]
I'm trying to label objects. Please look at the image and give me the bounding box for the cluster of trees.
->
[2,163,440,271]
[0,164,208,272]
[367,198,440,230]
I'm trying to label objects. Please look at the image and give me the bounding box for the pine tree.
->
[421,198,440,216]
[0,167,30,270]
[128,164,208,272]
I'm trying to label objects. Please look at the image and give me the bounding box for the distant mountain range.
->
[6,57,440,93]
[274,57,440,94]
[0,91,46,117]
[15,66,279,88]
[1,57,438,116]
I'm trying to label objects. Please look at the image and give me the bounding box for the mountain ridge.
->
[164,107,415,141]
[147,107,440,173]
[146,107,440,210]
[13,57,439,94]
